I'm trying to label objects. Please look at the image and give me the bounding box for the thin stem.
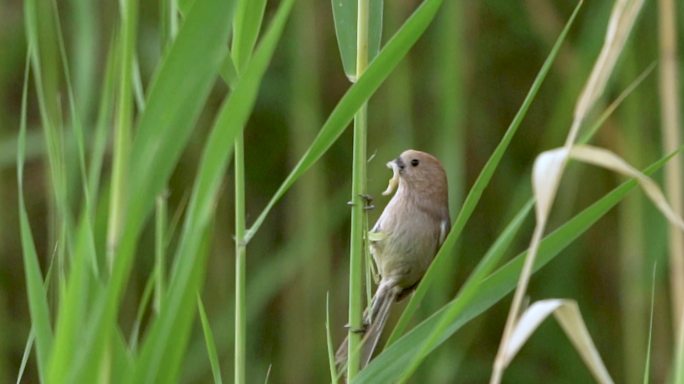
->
[657,0,684,335]
[234,133,247,384]
[347,0,370,379]
[154,194,167,314]
[107,0,137,272]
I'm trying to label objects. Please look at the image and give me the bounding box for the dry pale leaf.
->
[532,148,569,223]
[569,145,684,231]
[502,299,614,384]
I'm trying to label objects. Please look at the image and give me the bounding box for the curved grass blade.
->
[17,50,53,383]
[642,264,656,384]
[198,295,223,384]
[232,0,266,73]
[45,0,103,376]
[354,150,677,383]
[386,0,584,345]
[131,0,294,382]
[59,0,237,380]
[16,330,35,384]
[47,217,97,383]
[111,329,133,384]
[245,0,445,243]
[87,36,118,206]
[128,266,157,351]
[231,0,266,74]
[326,293,338,383]
[106,0,137,270]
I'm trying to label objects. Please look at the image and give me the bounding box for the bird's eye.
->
[411,159,419,167]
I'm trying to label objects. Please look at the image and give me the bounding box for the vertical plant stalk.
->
[657,0,684,334]
[234,133,247,384]
[347,0,370,379]
[154,194,167,313]
[25,0,69,283]
[107,0,137,271]
[69,0,96,120]
[230,0,266,380]
[154,0,177,317]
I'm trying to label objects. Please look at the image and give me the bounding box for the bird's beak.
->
[382,159,402,196]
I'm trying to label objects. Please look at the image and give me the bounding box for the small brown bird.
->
[336,149,451,371]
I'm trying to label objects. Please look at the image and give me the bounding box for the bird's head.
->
[382,149,448,202]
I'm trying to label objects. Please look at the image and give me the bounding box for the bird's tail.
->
[334,284,398,376]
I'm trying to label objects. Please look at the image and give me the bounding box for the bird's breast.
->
[370,198,441,289]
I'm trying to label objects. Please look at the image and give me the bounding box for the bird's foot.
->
[347,194,375,211]
[360,194,375,211]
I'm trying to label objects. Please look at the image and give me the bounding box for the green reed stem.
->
[347,0,370,379]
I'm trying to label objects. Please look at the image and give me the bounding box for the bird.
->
[336,149,451,373]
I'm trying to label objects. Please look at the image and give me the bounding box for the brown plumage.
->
[336,149,451,374]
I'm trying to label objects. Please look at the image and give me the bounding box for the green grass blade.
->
[128,266,157,351]
[154,194,167,313]
[111,329,133,384]
[47,218,97,383]
[50,0,100,279]
[106,0,137,269]
[220,53,238,89]
[386,1,583,345]
[245,0,444,243]
[69,0,97,118]
[198,295,223,384]
[16,330,35,384]
[16,251,56,384]
[47,1,113,381]
[131,0,293,382]
[125,0,232,230]
[17,50,53,384]
[131,226,213,383]
[25,0,71,283]
[460,200,534,299]
[132,54,146,111]
[60,0,237,380]
[87,35,118,208]
[232,0,266,72]
[331,0,383,80]
[326,293,338,383]
[354,150,676,383]
[643,264,656,384]
[15,219,50,374]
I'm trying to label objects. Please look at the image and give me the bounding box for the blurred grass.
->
[1,0,682,382]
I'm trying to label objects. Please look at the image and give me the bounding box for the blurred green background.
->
[1,0,683,382]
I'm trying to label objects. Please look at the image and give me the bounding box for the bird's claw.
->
[360,194,375,211]
[347,194,375,210]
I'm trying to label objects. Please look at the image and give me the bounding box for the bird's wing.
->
[370,217,383,234]
[438,217,450,246]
